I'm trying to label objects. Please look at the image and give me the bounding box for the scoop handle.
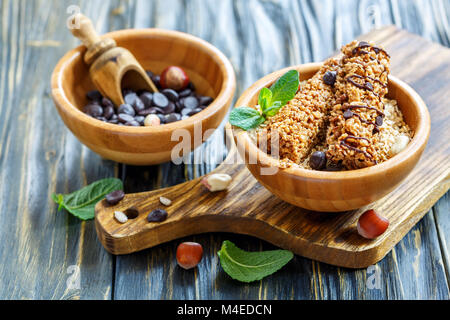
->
[69,14,102,49]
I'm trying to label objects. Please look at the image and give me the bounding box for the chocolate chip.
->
[140,92,153,108]
[375,115,383,126]
[162,89,179,102]
[323,71,337,86]
[102,97,113,108]
[309,151,327,170]
[105,190,125,205]
[124,92,138,106]
[84,104,103,117]
[134,116,145,125]
[181,115,189,120]
[86,90,102,101]
[151,75,161,87]
[187,108,202,116]
[165,113,181,123]
[125,121,140,126]
[343,109,353,119]
[118,104,135,116]
[108,119,119,124]
[138,109,153,116]
[198,96,213,106]
[103,106,114,120]
[139,107,163,116]
[147,209,168,223]
[175,101,183,112]
[179,89,192,98]
[183,96,199,109]
[118,113,134,123]
[181,108,192,116]
[132,97,145,113]
[161,102,176,114]
[96,116,107,122]
[157,114,166,124]
[152,92,169,109]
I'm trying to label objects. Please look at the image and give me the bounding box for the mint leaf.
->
[218,240,294,283]
[269,70,299,107]
[52,178,123,220]
[264,101,282,117]
[229,70,300,130]
[258,87,272,112]
[229,107,265,131]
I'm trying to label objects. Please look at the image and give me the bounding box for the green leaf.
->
[229,107,265,131]
[258,87,272,112]
[51,178,123,220]
[269,70,300,107]
[218,240,294,283]
[264,101,283,117]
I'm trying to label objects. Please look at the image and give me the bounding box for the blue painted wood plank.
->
[113,0,450,300]
[0,0,448,300]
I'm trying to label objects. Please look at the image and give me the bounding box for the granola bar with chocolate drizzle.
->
[326,41,391,169]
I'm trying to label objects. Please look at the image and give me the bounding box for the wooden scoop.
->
[70,14,158,106]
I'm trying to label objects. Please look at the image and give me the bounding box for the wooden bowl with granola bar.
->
[232,41,430,212]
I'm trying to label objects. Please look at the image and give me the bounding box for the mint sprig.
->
[218,240,294,283]
[229,70,299,130]
[52,178,123,220]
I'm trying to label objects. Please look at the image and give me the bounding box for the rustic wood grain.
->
[0,0,126,300]
[115,0,450,299]
[0,0,449,300]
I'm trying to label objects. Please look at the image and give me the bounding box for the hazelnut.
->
[390,135,410,156]
[114,211,128,224]
[160,66,190,91]
[201,174,232,192]
[144,114,161,127]
[176,242,203,269]
[357,209,389,239]
[159,196,172,206]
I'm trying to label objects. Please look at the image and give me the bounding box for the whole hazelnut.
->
[357,209,389,239]
[176,242,203,270]
[160,66,190,91]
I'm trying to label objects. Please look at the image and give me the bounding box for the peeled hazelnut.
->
[144,114,161,127]
[201,174,232,192]
[159,196,172,206]
[160,66,190,91]
[114,211,128,224]
[390,135,410,156]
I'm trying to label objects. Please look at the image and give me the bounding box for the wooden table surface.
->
[0,0,448,300]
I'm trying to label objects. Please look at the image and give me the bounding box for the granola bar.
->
[325,41,391,169]
[258,58,338,165]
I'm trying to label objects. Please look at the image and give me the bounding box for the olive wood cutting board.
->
[95,27,450,268]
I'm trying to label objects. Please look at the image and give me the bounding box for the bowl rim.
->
[233,63,431,181]
[51,28,236,134]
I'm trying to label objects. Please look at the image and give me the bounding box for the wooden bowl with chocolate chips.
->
[51,29,235,165]
[232,62,430,212]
